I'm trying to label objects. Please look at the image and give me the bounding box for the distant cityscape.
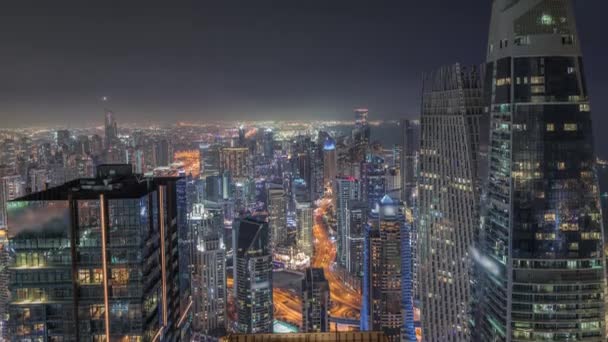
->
[1,1,607,342]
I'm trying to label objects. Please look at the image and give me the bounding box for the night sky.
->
[1,1,607,135]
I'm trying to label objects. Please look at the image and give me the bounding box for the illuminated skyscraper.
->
[476,1,606,340]
[361,155,386,210]
[6,165,188,341]
[193,233,226,337]
[219,147,249,179]
[345,200,367,277]
[334,176,361,268]
[0,175,24,229]
[296,201,314,256]
[352,108,371,163]
[361,195,411,342]
[233,217,273,334]
[301,268,330,333]
[417,63,484,341]
[322,137,337,187]
[104,110,118,149]
[267,185,287,248]
[399,119,420,207]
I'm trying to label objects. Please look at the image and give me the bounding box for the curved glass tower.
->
[476,0,606,341]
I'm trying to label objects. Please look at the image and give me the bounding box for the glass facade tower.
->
[6,165,189,341]
[417,64,484,341]
[476,1,606,341]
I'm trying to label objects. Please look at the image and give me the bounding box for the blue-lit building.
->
[361,195,414,342]
[361,155,386,210]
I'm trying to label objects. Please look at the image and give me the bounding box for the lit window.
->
[546,123,555,132]
[78,269,91,284]
[544,213,556,222]
[580,104,590,112]
[531,85,545,94]
[567,67,575,74]
[564,123,577,131]
[541,14,554,26]
[557,162,566,170]
[530,76,544,84]
[112,268,130,285]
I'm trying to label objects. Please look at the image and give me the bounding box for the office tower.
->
[296,201,313,256]
[0,175,24,229]
[399,120,420,207]
[155,139,171,167]
[476,1,606,341]
[205,175,222,202]
[219,147,249,179]
[416,63,483,341]
[90,134,104,156]
[200,144,221,177]
[238,125,246,147]
[233,217,273,334]
[104,110,118,149]
[6,165,188,341]
[322,137,337,187]
[192,233,226,336]
[1,139,17,171]
[361,155,387,209]
[55,129,71,149]
[263,128,275,158]
[28,168,48,193]
[267,185,287,248]
[301,268,330,333]
[334,176,361,268]
[361,195,406,342]
[401,221,416,342]
[352,108,371,163]
[76,135,91,155]
[345,200,367,277]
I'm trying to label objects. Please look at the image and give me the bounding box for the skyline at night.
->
[2,1,608,341]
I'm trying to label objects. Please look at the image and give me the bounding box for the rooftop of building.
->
[11,164,182,202]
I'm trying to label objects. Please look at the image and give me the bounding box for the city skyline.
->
[2,1,608,341]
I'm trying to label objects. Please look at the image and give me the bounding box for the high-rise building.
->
[399,119,420,207]
[352,108,371,163]
[361,155,386,210]
[417,63,484,341]
[55,129,72,149]
[296,201,314,256]
[192,233,226,337]
[476,1,606,340]
[0,175,24,229]
[322,137,337,187]
[104,110,118,149]
[267,185,287,248]
[28,168,48,193]
[219,147,249,179]
[301,268,330,333]
[262,128,275,158]
[333,176,361,268]
[233,217,273,334]
[361,195,409,342]
[5,165,188,341]
[345,200,367,277]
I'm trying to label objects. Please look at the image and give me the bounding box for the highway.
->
[227,196,361,331]
[312,198,361,321]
